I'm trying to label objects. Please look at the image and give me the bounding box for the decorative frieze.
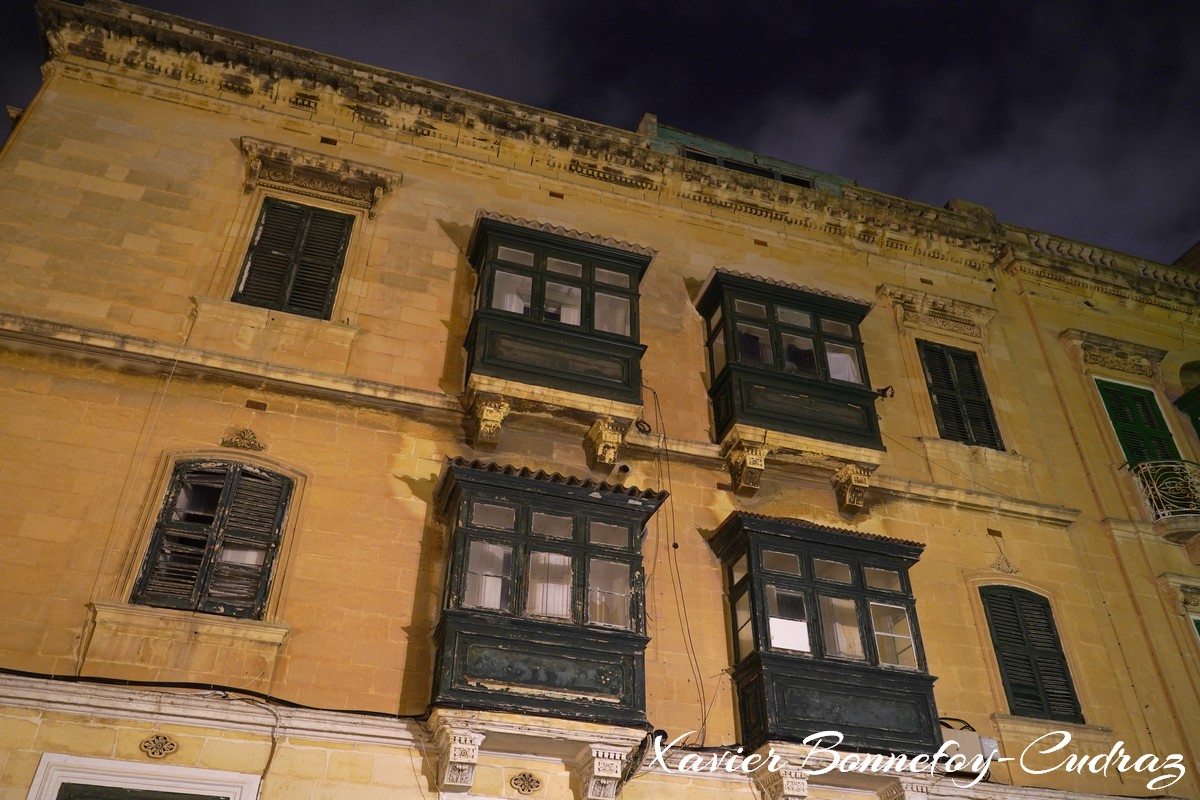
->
[586,416,627,468]
[239,137,401,218]
[725,441,771,493]
[751,764,808,800]
[466,393,511,447]
[573,744,627,800]
[878,284,996,344]
[878,779,929,800]
[435,725,486,793]
[1060,330,1166,379]
[220,428,266,451]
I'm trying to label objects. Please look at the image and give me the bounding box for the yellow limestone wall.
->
[1,4,1198,798]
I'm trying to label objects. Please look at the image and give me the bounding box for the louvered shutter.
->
[981,586,1083,723]
[233,199,353,320]
[1095,379,1179,465]
[917,340,1004,449]
[133,464,228,610]
[133,461,291,620]
[200,466,291,618]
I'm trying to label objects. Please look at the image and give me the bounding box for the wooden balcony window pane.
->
[734,590,755,660]
[766,585,810,652]
[594,267,630,287]
[734,299,767,318]
[781,333,816,375]
[546,257,583,277]
[527,551,573,619]
[819,595,865,659]
[472,502,516,530]
[814,559,852,583]
[762,550,802,575]
[532,512,573,539]
[865,567,902,591]
[496,245,535,266]
[777,307,812,328]
[736,323,772,365]
[588,558,631,628]
[465,540,513,610]
[589,521,628,548]
[871,602,917,668]
[821,319,854,337]
[595,292,630,336]
[545,282,582,325]
[491,270,532,315]
[826,342,863,383]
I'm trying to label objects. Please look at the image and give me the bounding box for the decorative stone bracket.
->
[239,137,401,218]
[1060,329,1166,379]
[586,416,628,469]
[878,284,996,345]
[751,764,808,800]
[724,440,771,493]
[831,463,871,511]
[466,393,511,448]
[878,778,929,800]
[573,743,628,800]
[434,724,486,793]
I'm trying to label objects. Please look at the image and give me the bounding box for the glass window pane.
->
[814,559,852,583]
[707,306,723,334]
[219,543,266,566]
[595,267,630,287]
[588,558,631,628]
[766,585,810,652]
[821,319,854,337]
[865,567,902,591]
[527,551,573,619]
[734,299,767,318]
[762,550,801,575]
[781,333,816,374]
[826,342,863,383]
[172,474,224,524]
[464,540,513,610]
[491,270,532,315]
[594,293,631,336]
[544,282,582,325]
[472,502,515,530]
[589,521,628,548]
[532,512,573,539]
[736,323,772,364]
[730,554,748,585]
[496,245,535,266]
[777,307,812,328]
[546,257,583,277]
[734,590,754,661]
[710,330,727,374]
[871,602,917,668]
[820,595,865,659]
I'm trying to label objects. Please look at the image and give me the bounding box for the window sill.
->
[189,296,360,374]
[918,436,1040,497]
[80,601,289,689]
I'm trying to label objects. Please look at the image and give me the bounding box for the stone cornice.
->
[878,283,997,344]
[238,137,400,218]
[1060,329,1167,379]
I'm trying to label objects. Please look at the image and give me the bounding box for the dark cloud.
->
[2,0,1197,264]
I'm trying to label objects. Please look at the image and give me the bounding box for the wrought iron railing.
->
[1129,460,1200,521]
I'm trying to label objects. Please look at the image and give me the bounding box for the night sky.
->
[2,1,1198,266]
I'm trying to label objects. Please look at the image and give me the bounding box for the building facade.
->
[1,2,1199,799]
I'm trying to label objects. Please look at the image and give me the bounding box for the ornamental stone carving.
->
[139,733,177,759]
[466,394,511,448]
[878,284,996,344]
[220,428,266,451]
[586,416,627,468]
[435,725,486,793]
[239,137,400,218]
[752,763,808,800]
[725,441,771,493]
[1060,330,1166,379]
[831,463,871,510]
[573,744,627,800]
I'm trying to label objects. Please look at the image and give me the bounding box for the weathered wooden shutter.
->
[133,461,290,620]
[917,340,1003,449]
[233,198,352,320]
[1095,379,1179,465]
[980,586,1083,723]
[200,465,291,618]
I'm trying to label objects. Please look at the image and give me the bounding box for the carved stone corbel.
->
[725,441,771,493]
[435,726,486,793]
[878,779,929,800]
[752,763,808,800]
[467,393,511,447]
[585,416,626,469]
[831,463,871,510]
[573,744,627,800]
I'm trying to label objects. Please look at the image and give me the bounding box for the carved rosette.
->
[435,726,486,793]
[467,394,511,447]
[1060,329,1166,379]
[139,733,177,759]
[831,464,871,510]
[725,441,771,493]
[573,744,626,800]
[751,764,808,800]
[585,416,627,468]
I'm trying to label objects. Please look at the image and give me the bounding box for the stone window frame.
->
[25,754,259,800]
[915,338,1005,451]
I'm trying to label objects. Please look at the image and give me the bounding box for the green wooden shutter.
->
[233,199,352,320]
[917,340,1003,449]
[1095,379,1179,465]
[133,461,291,620]
[981,586,1083,723]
